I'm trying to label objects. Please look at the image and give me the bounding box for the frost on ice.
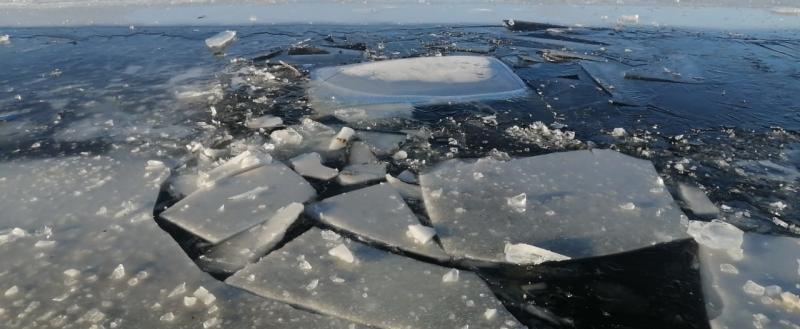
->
[309,56,528,120]
[160,161,315,243]
[306,183,449,261]
[226,228,522,329]
[420,149,688,263]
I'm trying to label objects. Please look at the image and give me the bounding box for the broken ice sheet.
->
[678,184,719,217]
[160,161,315,243]
[227,228,522,329]
[695,222,800,329]
[197,203,304,274]
[290,152,338,181]
[420,149,688,263]
[306,183,448,261]
[205,30,237,52]
[355,130,406,156]
[336,163,387,186]
[309,56,528,119]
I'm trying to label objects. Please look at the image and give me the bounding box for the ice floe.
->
[420,149,688,263]
[205,30,237,52]
[678,184,719,217]
[160,161,315,243]
[309,56,528,119]
[227,228,522,329]
[695,222,800,329]
[290,152,338,181]
[306,183,449,261]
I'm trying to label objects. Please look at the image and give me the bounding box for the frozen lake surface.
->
[0,22,799,329]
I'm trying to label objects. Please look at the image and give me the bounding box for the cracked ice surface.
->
[306,183,449,261]
[0,152,363,329]
[227,227,523,329]
[309,56,528,118]
[420,149,689,263]
[159,161,316,244]
[694,222,800,329]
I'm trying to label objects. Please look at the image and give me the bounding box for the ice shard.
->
[420,149,688,263]
[309,56,528,118]
[226,228,523,329]
[160,162,316,243]
[306,183,448,261]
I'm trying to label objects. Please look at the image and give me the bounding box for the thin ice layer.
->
[306,183,448,261]
[309,56,527,116]
[697,227,800,329]
[420,149,688,263]
[160,162,315,243]
[226,228,522,329]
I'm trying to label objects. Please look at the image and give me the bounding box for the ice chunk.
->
[442,268,460,283]
[290,152,338,181]
[227,228,521,329]
[329,127,355,151]
[348,141,378,165]
[307,183,449,261]
[356,131,407,156]
[397,170,418,184]
[687,220,744,259]
[160,162,315,243]
[504,243,571,265]
[506,193,527,213]
[406,224,437,245]
[205,30,237,52]
[386,174,423,199]
[309,56,527,118]
[698,232,800,329]
[336,163,387,186]
[420,149,688,262]
[199,150,272,187]
[270,128,304,147]
[611,127,627,137]
[328,244,356,263]
[678,184,719,216]
[0,34,9,45]
[198,203,304,274]
[245,115,283,130]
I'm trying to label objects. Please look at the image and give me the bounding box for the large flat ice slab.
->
[306,183,449,261]
[420,149,688,263]
[309,56,528,117]
[694,221,800,329]
[160,162,316,243]
[226,228,523,329]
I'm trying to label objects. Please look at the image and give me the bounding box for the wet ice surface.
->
[1,24,800,329]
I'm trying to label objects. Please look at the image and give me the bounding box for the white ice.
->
[160,161,315,243]
[306,183,449,261]
[678,184,719,216]
[205,30,237,52]
[336,163,387,186]
[309,56,527,118]
[420,149,688,263]
[245,114,283,130]
[226,228,523,329]
[290,152,338,181]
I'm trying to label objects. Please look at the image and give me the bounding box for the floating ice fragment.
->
[160,312,175,322]
[392,150,408,161]
[386,174,423,199]
[329,127,355,151]
[160,162,315,243]
[193,286,216,305]
[63,269,80,278]
[328,244,355,264]
[336,164,386,186]
[270,128,304,147]
[4,285,18,297]
[421,150,688,262]
[504,243,571,265]
[183,296,197,307]
[678,184,719,216]
[618,14,640,24]
[0,34,9,45]
[199,150,272,187]
[611,127,627,137]
[687,220,743,258]
[110,264,126,280]
[348,141,378,165]
[245,115,283,130]
[290,153,338,181]
[442,269,460,283]
[309,56,527,118]
[307,183,448,260]
[506,193,527,213]
[406,224,437,245]
[167,282,186,298]
[397,170,418,184]
[484,308,498,321]
[34,240,55,248]
[743,280,766,296]
[227,228,521,329]
[203,317,220,328]
[205,30,237,52]
[619,202,636,210]
[198,203,303,273]
[356,131,406,156]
